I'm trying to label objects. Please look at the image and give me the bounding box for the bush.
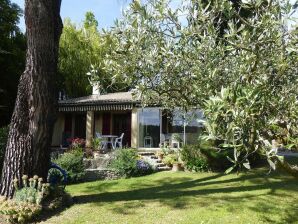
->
[181,145,210,171]
[109,149,138,177]
[109,149,154,177]
[181,141,237,172]
[53,147,85,183]
[0,126,9,173]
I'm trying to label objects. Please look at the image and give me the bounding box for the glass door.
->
[138,108,160,148]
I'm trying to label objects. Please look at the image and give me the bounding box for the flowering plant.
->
[67,138,85,148]
[136,160,153,175]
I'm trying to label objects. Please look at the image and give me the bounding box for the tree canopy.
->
[58,12,129,98]
[0,0,26,126]
[100,0,298,175]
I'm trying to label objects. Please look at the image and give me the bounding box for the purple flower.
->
[136,160,151,171]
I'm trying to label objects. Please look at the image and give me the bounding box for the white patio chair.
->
[114,133,124,149]
[171,133,182,148]
[144,136,153,148]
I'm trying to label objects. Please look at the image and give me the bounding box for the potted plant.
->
[172,161,183,171]
[162,150,183,171]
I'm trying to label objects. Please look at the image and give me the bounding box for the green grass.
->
[41,169,298,224]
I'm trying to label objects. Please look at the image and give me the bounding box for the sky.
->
[11,0,298,32]
[11,0,132,32]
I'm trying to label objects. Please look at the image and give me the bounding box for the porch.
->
[52,92,204,150]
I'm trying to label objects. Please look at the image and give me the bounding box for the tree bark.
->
[0,0,62,198]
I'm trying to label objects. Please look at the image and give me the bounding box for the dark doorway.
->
[102,113,111,135]
[74,113,86,138]
[112,113,131,147]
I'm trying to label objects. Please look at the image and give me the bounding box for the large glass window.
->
[162,109,203,145]
[138,108,160,148]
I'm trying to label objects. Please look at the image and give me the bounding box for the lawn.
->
[41,169,298,224]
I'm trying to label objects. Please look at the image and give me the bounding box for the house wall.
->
[131,108,138,148]
[51,113,65,146]
[94,113,103,135]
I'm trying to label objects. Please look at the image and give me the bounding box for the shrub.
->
[109,149,138,177]
[53,147,85,183]
[0,126,8,173]
[109,149,154,177]
[181,145,210,171]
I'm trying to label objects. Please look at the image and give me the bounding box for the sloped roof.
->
[59,92,140,106]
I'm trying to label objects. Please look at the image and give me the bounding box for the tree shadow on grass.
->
[72,171,298,222]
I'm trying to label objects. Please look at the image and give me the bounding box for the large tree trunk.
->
[0,0,62,198]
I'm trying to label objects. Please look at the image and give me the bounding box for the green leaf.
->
[243,161,251,170]
[225,166,235,174]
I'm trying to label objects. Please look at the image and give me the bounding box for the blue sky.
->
[11,0,132,32]
[11,0,298,32]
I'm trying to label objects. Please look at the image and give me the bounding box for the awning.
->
[59,103,134,112]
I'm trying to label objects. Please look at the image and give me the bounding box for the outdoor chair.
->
[144,136,153,148]
[171,133,182,148]
[114,133,124,149]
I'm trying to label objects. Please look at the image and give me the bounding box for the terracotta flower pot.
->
[172,163,182,172]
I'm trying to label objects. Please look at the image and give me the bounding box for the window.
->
[138,108,160,148]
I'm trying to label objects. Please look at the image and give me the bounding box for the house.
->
[52,87,203,150]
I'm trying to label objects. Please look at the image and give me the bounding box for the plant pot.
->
[172,163,182,172]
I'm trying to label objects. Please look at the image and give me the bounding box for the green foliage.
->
[13,175,49,205]
[181,145,210,172]
[109,149,139,177]
[0,126,8,173]
[58,12,128,97]
[162,153,178,167]
[92,137,102,150]
[102,0,298,174]
[109,148,154,177]
[53,148,85,183]
[0,0,26,126]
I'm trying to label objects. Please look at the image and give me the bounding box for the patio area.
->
[51,91,205,151]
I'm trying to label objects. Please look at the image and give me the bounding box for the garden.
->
[0,0,298,223]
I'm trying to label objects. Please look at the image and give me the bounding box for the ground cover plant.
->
[39,168,298,224]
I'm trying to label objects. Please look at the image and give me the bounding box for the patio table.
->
[101,135,118,150]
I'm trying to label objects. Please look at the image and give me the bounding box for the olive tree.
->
[101,0,298,176]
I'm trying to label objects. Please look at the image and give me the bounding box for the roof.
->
[58,92,140,112]
[59,92,139,106]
